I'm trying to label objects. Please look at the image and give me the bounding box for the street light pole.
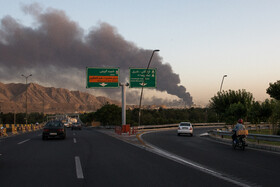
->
[138,49,159,126]
[219,75,227,92]
[21,74,32,125]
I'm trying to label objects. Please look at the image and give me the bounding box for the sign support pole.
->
[120,83,129,125]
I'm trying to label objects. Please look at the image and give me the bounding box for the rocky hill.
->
[0,82,120,114]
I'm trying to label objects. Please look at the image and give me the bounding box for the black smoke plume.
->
[0,4,193,106]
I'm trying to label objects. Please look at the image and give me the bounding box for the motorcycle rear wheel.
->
[232,141,236,149]
[241,144,245,151]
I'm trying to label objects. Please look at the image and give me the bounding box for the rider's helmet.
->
[238,119,243,124]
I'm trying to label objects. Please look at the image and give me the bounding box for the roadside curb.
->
[208,134,280,153]
[97,129,147,148]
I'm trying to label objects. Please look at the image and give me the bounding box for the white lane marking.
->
[140,133,252,187]
[75,156,84,179]
[73,133,76,136]
[0,154,2,156]
[73,138,77,143]
[17,139,31,145]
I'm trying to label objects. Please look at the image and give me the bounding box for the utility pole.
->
[21,74,32,125]
[0,104,2,124]
[219,75,227,92]
[138,49,159,126]
[14,107,16,125]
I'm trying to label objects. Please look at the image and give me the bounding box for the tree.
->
[267,80,280,100]
[248,101,261,124]
[269,100,280,135]
[225,102,247,124]
[93,104,121,126]
[260,99,273,122]
[80,112,95,125]
[209,89,254,122]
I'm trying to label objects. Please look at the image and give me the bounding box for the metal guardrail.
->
[100,123,225,130]
[209,130,280,143]
[137,123,226,130]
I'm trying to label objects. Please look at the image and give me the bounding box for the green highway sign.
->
[86,67,119,88]
[129,68,156,88]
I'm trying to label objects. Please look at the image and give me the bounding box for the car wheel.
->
[190,133,193,137]
[177,133,180,136]
[42,136,47,140]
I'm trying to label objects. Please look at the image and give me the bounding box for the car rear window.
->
[180,123,191,126]
[45,121,63,127]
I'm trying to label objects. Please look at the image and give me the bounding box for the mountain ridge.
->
[0,82,120,114]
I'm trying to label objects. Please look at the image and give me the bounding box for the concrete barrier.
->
[21,125,26,133]
[11,125,18,135]
[27,125,32,132]
[0,128,8,137]
[0,123,45,138]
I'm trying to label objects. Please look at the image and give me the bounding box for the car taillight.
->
[57,129,64,132]
[190,127,193,130]
[43,129,49,132]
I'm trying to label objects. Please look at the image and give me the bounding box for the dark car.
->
[71,122,82,130]
[42,120,66,140]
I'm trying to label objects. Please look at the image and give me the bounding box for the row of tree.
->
[0,112,45,124]
[210,80,280,125]
[79,105,218,126]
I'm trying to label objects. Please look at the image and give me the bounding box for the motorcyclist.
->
[232,119,246,143]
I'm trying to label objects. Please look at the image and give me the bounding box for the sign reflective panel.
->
[86,67,119,88]
[129,68,156,88]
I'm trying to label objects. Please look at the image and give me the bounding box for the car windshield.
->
[180,123,190,126]
[45,121,63,127]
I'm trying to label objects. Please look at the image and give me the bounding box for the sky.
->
[0,0,279,106]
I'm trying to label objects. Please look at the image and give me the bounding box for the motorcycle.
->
[232,134,247,150]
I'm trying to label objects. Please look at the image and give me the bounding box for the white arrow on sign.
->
[139,83,147,86]
[100,83,107,87]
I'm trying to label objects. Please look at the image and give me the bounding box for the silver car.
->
[177,122,193,136]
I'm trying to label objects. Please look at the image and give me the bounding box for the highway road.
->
[0,127,238,187]
[142,127,280,187]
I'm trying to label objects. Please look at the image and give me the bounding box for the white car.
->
[177,122,193,136]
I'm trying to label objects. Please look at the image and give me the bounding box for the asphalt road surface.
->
[0,127,239,187]
[142,127,280,187]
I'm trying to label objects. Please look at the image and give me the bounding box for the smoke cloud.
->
[0,4,193,106]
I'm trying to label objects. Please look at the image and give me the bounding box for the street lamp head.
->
[224,75,227,77]
[154,49,160,52]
